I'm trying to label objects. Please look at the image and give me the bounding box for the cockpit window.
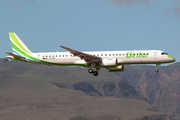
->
[162,52,168,55]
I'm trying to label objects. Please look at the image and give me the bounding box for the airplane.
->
[6,32,176,76]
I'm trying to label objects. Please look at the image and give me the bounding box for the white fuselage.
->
[33,50,175,67]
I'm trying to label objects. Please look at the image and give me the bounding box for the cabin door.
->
[154,52,158,59]
[36,54,41,61]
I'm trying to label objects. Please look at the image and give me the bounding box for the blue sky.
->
[0,0,180,63]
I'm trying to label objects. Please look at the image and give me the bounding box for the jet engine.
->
[100,58,117,67]
[107,65,124,72]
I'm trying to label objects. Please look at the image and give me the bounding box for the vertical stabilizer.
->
[9,32,32,56]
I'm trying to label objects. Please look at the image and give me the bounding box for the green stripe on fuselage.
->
[12,41,87,66]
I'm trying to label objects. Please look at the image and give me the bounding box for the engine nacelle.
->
[99,58,117,67]
[108,65,124,72]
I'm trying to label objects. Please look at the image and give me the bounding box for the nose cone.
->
[167,55,175,62]
[172,58,176,62]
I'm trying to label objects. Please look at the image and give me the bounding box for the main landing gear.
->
[155,64,160,73]
[88,63,99,76]
[88,68,99,76]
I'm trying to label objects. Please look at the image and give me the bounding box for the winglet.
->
[60,46,72,51]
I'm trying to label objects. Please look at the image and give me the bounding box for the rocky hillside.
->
[52,80,147,100]
[117,63,180,120]
[0,58,175,120]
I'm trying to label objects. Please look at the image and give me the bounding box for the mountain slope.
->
[117,63,180,119]
[0,58,174,120]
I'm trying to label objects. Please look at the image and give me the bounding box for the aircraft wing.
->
[60,46,101,62]
[6,52,25,59]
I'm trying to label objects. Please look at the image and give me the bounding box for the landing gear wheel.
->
[93,71,98,76]
[155,69,159,73]
[155,64,160,73]
[88,68,93,74]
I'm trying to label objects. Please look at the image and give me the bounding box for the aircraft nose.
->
[172,58,176,62]
[167,55,175,62]
[170,57,176,62]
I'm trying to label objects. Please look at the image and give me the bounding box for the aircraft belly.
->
[42,57,172,66]
[117,57,171,64]
[132,58,162,63]
[117,58,134,63]
[44,58,80,64]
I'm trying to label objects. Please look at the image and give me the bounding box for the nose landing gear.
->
[155,69,159,73]
[155,64,160,73]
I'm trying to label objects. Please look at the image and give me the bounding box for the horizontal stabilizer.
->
[6,52,24,59]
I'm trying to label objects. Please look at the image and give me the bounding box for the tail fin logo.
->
[9,32,32,56]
